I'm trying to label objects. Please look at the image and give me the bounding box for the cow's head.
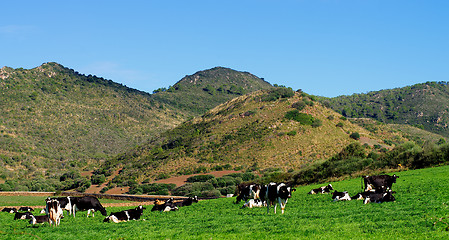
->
[278,185,294,199]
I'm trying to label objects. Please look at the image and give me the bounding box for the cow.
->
[363,190,396,204]
[235,183,261,204]
[18,207,34,212]
[308,184,333,194]
[175,196,198,207]
[151,198,178,212]
[2,207,17,213]
[71,196,107,217]
[103,205,146,223]
[331,191,352,201]
[363,174,399,192]
[241,199,265,208]
[14,211,33,220]
[351,191,372,201]
[29,215,49,225]
[46,197,73,216]
[46,199,63,226]
[261,182,295,214]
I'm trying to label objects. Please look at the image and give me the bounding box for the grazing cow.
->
[151,198,178,212]
[71,196,107,217]
[363,190,396,204]
[308,184,333,194]
[46,199,63,226]
[18,207,34,212]
[29,215,49,225]
[175,196,198,207]
[331,191,352,201]
[262,182,295,214]
[14,212,33,220]
[103,205,146,223]
[235,183,261,204]
[2,207,17,213]
[241,199,265,208]
[363,174,399,192]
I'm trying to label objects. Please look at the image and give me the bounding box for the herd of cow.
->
[1,195,199,226]
[234,174,399,213]
[1,174,399,225]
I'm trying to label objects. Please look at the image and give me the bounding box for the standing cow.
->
[261,182,295,214]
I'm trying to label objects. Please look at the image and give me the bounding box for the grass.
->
[1,165,449,239]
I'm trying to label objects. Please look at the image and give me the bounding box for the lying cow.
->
[261,182,295,214]
[364,191,396,204]
[235,183,261,204]
[14,212,33,220]
[363,174,399,192]
[30,215,49,225]
[151,198,178,212]
[18,207,34,212]
[2,207,17,213]
[241,199,265,208]
[308,184,333,194]
[331,191,351,201]
[104,205,145,223]
[175,196,198,207]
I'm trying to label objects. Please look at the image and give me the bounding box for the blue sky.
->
[1,1,448,97]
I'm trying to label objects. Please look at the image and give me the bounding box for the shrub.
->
[186,175,215,183]
[350,132,360,140]
[285,110,314,125]
[287,131,297,136]
[292,101,306,111]
[336,122,344,128]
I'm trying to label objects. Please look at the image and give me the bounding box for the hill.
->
[152,66,273,115]
[97,88,421,189]
[320,82,449,137]
[0,63,272,191]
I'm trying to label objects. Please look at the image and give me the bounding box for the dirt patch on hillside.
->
[155,170,242,187]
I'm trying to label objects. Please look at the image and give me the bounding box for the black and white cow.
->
[2,207,17,213]
[14,211,33,220]
[103,205,145,223]
[241,199,265,208]
[261,182,295,214]
[363,174,399,192]
[331,191,351,201]
[46,197,73,216]
[46,199,64,226]
[363,190,396,204]
[151,198,178,212]
[18,207,34,212]
[175,196,198,207]
[308,184,333,194]
[235,183,261,204]
[351,191,372,201]
[71,196,107,217]
[29,215,49,225]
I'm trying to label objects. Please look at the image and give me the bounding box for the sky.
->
[1,1,448,97]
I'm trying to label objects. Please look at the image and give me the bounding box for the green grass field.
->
[1,165,449,239]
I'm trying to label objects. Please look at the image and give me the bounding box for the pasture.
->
[1,165,449,239]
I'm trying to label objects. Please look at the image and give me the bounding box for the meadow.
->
[1,165,449,239]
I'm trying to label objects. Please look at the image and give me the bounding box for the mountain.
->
[0,63,272,190]
[320,82,449,137]
[97,88,419,188]
[152,67,273,116]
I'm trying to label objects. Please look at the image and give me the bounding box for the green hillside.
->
[98,88,422,189]
[0,63,272,191]
[320,82,449,137]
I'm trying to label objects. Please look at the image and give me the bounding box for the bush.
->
[292,101,306,111]
[186,175,215,183]
[350,132,360,140]
[285,110,314,125]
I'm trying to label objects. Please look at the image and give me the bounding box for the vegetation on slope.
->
[320,81,449,137]
[0,63,272,191]
[94,87,423,193]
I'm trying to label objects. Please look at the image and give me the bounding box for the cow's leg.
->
[266,200,270,214]
[280,199,286,214]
